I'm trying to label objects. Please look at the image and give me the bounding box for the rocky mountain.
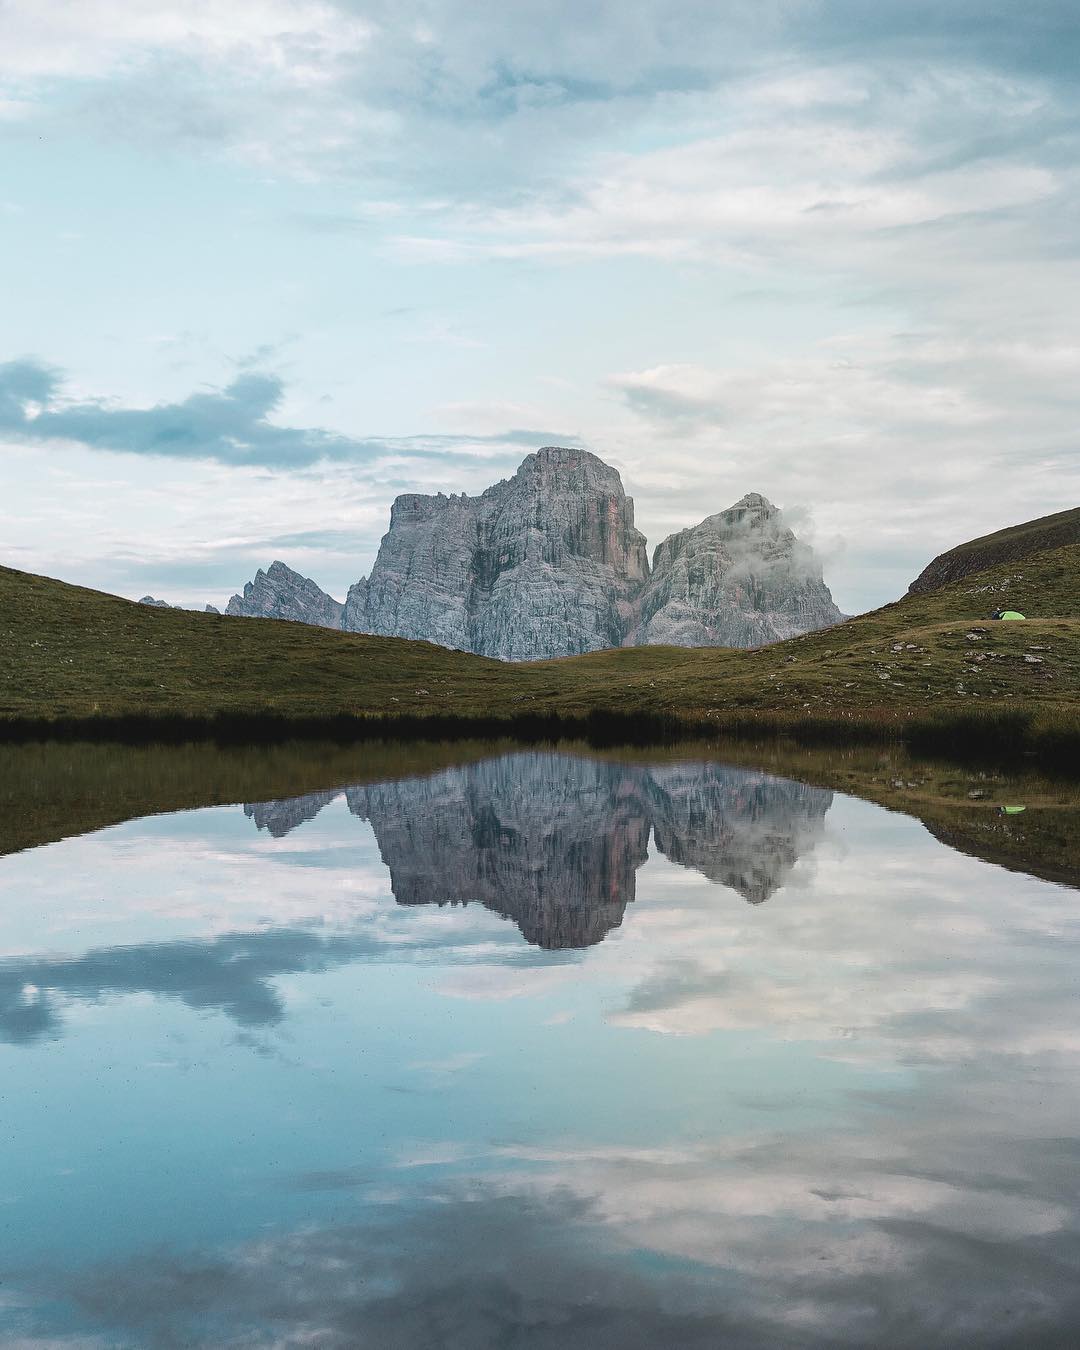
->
[346,753,648,948]
[643,761,833,903]
[226,447,841,657]
[628,492,842,647]
[226,560,344,629]
[908,505,1080,595]
[343,446,650,660]
[244,790,341,838]
[244,753,833,947]
[138,596,220,614]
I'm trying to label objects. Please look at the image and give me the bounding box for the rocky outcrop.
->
[342,447,650,660]
[244,790,341,838]
[644,761,833,903]
[226,560,344,629]
[908,505,1080,596]
[627,494,843,647]
[245,753,833,946]
[345,753,648,948]
[227,448,841,657]
[140,596,221,614]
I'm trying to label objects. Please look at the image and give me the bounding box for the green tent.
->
[996,610,1026,620]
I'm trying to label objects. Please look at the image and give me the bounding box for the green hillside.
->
[2,544,1080,752]
[908,504,1080,594]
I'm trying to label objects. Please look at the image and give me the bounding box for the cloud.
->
[0,359,578,477]
[0,902,565,1045]
[2,2,1079,617]
[15,1164,1080,1347]
[35,1192,780,1350]
[3,0,1074,203]
[605,327,1080,612]
[0,0,371,84]
[0,359,394,468]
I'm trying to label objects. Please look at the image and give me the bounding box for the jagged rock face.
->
[644,762,832,903]
[226,560,344,629]
[342,495,476,652]
[345,754,648,948]
[140,596,220,614]
[627,493,843,648]
[226,451,841,657]
[244,790,341,838]
[342,447,650,660]
[245,753,833,946]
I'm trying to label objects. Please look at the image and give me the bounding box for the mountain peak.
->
[519,446,626,491]
[225,447,842,656]
[730,491,777,512]
[226,562,343,628]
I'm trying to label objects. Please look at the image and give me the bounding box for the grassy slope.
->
[2,547,1080,745]
[908,503,1080,593]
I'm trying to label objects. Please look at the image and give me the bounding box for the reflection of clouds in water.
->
[452,1072,1080,1341]
[0,801,392,938]
[0,918,568,1045]
[601,836,1080,1069]
[3,756,1079,1072]
[0,754,838,1041]
[4,757,1080,1343]
[8,1192,789,1349]
[16,1173,1080,1349]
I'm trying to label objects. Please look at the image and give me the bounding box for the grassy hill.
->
[3,545,1080,753]
[908,504,1080,594]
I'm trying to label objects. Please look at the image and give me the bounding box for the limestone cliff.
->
[226,449,842,657]
[244,753,833,947]
[342,447,650,660]
[225,560,344,629]
[627,493,842,648]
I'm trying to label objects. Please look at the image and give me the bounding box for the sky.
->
[1,0,1078,615]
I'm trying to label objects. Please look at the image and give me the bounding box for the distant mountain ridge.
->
[225,446,843,658]
[226,561,343,629]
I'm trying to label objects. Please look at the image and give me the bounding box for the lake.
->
[1,740,1078,1348]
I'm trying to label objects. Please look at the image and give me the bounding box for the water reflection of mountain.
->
[643,765,832,905]
[247,754,833,948]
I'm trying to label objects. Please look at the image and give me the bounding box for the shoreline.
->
[3,703,1078,767]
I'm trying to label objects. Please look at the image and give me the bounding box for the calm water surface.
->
[1,745,1079,1347]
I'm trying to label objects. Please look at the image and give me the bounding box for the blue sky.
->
[1,0,1078,613]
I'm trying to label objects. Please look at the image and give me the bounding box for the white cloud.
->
[1,3,1078,612]
[387,67,1062,263]
[0,0,370,83]
[603,325,1080,610]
